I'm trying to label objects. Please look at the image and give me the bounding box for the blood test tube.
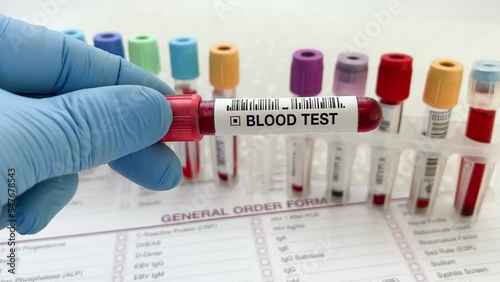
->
[288,49,323,195]
[368,53,413,208]
[169,36,201,180]
[409,59,463,213]
[328,52,368,202]
[128,34,161,75]
[455,60,500,218]
[209,44,239,185]
[160,94,382,142]
[94,32,125,58]
[62,28,86,42]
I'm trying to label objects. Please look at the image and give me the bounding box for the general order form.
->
[1,160,500,282]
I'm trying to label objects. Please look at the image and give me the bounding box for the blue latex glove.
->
[0,15,182,235]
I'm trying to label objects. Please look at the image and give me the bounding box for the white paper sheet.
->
[1,145,499,282]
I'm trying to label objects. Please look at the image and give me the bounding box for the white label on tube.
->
[415,109,450,199]
[378,103,402,134]
[456,158,473,207]
[178,143,187,167]
[291,140,304,187]
[417,156,439,200]
[216,136,227,174]
[331,146,344,192]
[214,96,358,135]
[187,142,199,174]
[374,154,387,194]
[227,137,235,176]
[370,103,402,196]
[216,136,235,177]
[424,109,451,139]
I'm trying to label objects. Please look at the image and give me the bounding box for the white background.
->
[2,0,500,125]
[1,4,500,280]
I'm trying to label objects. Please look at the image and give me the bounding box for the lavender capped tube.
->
[333,52,369,96]
[328,52,369,202]
[288,49,324,197]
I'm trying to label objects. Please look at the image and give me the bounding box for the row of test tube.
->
[61,29,240,186]
[62,28,500,221]
[288,48,500,221]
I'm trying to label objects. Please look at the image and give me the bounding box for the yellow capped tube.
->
[409,58,464,214]
[209,43,240,186]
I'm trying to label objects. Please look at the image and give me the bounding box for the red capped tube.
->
[161,94,382,142]
[369,53,413,207]
[161,94,204,142]
[376,54,413,105]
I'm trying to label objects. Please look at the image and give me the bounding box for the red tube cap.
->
[376,53,413,104]
[161,94,203,142]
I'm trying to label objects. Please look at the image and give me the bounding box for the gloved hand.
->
[0,15,182,235]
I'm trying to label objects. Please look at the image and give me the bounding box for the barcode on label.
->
[291,141,304,186]
[427,111,450,139]
[375,157,386,185]
[429,120,449,138]
[291,147,298,178]
[424,158,438,177]
[225,97,345,112]
[216,139,226,167]
[379,120,390,132]
[333,148,342,182]
[378,103,402,134]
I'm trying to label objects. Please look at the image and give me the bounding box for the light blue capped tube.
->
[455,60,500,219]
[169,36,201,180]
[61,28,86,42]
[169,36,200,93]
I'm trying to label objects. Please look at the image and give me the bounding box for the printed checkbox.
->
[415,274,425,281]
[117,234,126,241]
[263,269,272,276]
[115,265,123,273]
[404,252,414,259]
[255,228,263,234]
[393,232,402,238]
[259,248,267,254]
[230,116,241,126]
[399,242,408,249]
[117,244,126,251]
[114,277,122,282]
[116,255,124,261]
[256,237,265,244]
[261,258,269,265]
[253,218,261,224]
[410,263,419,270]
